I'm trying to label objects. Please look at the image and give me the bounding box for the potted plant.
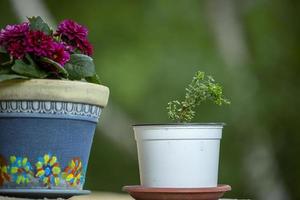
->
[0,16,109,196]
[132,71,230,188]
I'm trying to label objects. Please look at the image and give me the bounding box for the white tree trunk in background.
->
[205,0,289,200]
[10,0,56,28]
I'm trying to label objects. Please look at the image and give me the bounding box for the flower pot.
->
[133,123,224,188]
[0,79,109,191]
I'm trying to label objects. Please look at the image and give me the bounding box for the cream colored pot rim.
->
[0,79,109,107]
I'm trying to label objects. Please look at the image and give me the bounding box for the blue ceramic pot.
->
[0,80,109,190]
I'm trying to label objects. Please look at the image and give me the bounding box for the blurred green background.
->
[1,0,299,199]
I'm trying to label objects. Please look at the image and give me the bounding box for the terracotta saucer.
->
[123,184,231,200]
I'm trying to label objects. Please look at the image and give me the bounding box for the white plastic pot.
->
[133,123,224,188]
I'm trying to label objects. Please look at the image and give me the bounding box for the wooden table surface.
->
[0,192,128,200]
[0,192,246,200]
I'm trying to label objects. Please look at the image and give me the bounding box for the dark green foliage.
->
[167,71,230,122]
[11,56,48,78]
[12,55,48,78]
[28,16,52,35]
[0,74,28,81]
[86,74,101,84]
[0,46,6,53]
[0,47,12,66]
[64,54,96,80]
[40,57,69,78]
[0,65,12,74]
[0,53,12,66]
[0,51,99,83]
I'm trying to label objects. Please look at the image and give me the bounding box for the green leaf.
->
[12,56,48,78]
[40,57,69,78]
[64,54,96,80]
[86,74,101,84]
[0,53,12,66]
[0,65,13,74]
[28,16,52,35]
[0,74,28,82]
[0,46,6,53]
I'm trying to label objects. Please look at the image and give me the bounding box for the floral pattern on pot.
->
[0,154,86,189]
[35,154,61,187]
[0,155,10,186]
[62,158,84,187]
[9,156,34,185]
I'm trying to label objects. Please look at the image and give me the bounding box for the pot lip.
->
[133,122,225,127]
[0,79,109,107]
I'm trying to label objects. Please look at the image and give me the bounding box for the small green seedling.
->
[167,71,230,122]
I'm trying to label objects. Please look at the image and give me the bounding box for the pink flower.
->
[56,19,93,56]
[25,31,54,57]
[57,19,88,40]
[76,39,93,56]
[50,42,70,65]
[7,41,26,59]
[0,22,29,58]
[61,41,74,53]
